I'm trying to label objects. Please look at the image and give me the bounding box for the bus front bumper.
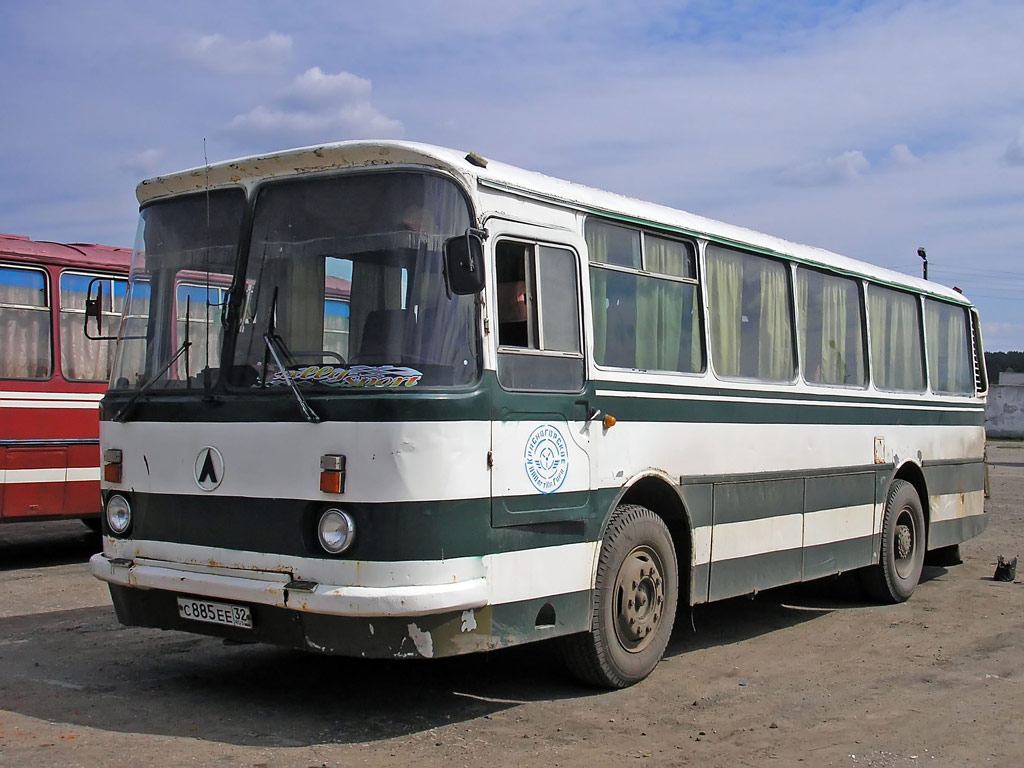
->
[89,552,489,618]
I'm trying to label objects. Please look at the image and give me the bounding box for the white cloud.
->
[181,32,292,75]
[885,144,920,168]
[223,67,401,145]
[777,150,869,187]
[1003,128,1024,165]
[281,67,372,109]
[121,148,165,177]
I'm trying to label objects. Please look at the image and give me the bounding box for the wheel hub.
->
[613,546,666,653]
[895,524,913,560]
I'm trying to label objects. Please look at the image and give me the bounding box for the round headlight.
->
[106,494,132,535]
[318,508,355,554]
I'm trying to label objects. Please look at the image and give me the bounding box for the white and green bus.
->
[90,141,988,688]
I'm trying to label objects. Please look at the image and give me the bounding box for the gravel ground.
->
[0,441,1021,768]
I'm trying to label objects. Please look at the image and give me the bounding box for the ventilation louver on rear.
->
[969,309,988,394]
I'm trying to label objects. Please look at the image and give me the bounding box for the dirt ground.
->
[0,442,1021,768]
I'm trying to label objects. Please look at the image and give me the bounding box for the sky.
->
[1,0,1021,350]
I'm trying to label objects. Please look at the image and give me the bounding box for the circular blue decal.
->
[524,424,569,495]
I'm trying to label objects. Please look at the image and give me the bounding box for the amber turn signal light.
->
[320,454,346,494]
[103,448,123,483]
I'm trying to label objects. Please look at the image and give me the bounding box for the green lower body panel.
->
[928,513,988,550]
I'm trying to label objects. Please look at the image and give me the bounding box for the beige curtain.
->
[758,263,792,380]
[706,245,743,377]
[59,279,118,381]
[0,276,51,379]
[870,287,923,390]
[175,287,225,379]
[926,300,971,393]
[798,269,854,384]
[820,277,849,384]
[637,236,685,371]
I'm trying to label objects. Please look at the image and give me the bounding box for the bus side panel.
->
[801,472,876,581]
[63,441,102,516]
[679,483,713,605]
[708,478,804,602]
[1,445,67,518]
[922,460,988,549]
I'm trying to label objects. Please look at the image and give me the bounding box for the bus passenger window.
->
[586,219,703,373]
[868,285,925,391]
[0,265,51,379]
[706,244,793,382]
[796,266,866,387]
[925,299,973,394]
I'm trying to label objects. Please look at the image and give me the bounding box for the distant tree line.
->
[985,351,1024,378]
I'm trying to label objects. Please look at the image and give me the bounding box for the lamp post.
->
[917,247,928,280]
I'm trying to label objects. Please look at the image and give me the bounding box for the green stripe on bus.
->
[922,461,986,496]
[709,549,804,601]
[805,473,876,513]
[803,536,875,581]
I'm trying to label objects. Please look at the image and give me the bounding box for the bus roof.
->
[135,140,970,306]
[0,232,131,272]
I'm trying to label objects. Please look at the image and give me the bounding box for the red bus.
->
[1,232,131,528]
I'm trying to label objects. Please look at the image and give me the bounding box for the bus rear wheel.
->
[562,504,678,688]
[861,479,926,603]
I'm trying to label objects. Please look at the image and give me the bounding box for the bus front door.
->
[487,224,591,527]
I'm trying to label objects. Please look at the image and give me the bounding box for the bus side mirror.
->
[444,229,486,295]
[84,277,119,341]
[84,277,105,339]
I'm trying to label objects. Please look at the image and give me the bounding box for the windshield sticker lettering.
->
[266,364,423,389]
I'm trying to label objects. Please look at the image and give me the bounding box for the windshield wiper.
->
[263,333,321,424]
[114,340,193,423]
[262,286,320,424]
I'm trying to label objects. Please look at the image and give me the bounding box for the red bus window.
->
[0,265,52,379]
[59,272,122,382]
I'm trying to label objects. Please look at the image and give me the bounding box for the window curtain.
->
[637,236,685,371]
[870,287,923,390]
[757,262,792,380]
[798,270,854,385]
[819,276,848,384]
[888,293,923,390]
[868,289,889,388]
[926,301,970,393]
[0,279,51,379]
[175,287,224,379]
[706,245,743,376]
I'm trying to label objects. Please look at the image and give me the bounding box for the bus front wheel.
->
[861,479,926,603]
[562,504,678,688]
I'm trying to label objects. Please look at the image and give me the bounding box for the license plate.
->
[177,597,252,629]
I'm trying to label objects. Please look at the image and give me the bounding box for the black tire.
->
[561,504,679,688]
[81,517,102,533]
[860,480,926,603]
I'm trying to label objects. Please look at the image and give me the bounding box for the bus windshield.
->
[230,171,478,390]
[111,188,245,390]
